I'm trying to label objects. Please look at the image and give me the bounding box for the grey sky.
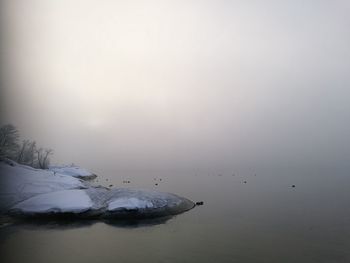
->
[1,0,350,171]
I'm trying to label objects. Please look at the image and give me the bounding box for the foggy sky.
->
[1,0,350,172]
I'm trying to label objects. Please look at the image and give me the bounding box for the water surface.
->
[1,166,350,263]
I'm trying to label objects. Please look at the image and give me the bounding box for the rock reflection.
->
[2,215,174,231]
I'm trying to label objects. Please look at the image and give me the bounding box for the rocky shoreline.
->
[0,159,195,220]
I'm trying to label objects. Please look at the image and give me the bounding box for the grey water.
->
[1,165,350,263]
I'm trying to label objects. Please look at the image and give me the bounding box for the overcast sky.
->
[1,0,350,172]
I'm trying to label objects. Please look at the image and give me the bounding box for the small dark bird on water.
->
[155,183,158,186]
[196,201,204,206]
[243,181,247,184]
[292,185,296,188]
[109,184,113,187]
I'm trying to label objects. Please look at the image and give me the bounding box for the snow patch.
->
[108,197,154,211]
[12,189,93,214]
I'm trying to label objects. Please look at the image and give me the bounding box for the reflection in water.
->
[103,216,173,228]
[4,215,174,231]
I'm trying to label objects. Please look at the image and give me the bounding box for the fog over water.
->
[1,0,350,173]
[1,2,350,263]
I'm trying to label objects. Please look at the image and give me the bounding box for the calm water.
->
[1,165,350,263]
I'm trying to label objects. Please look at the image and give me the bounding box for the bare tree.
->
[16,139,37,166]
[0,124,20,158]
[1,124,54,170]
[26,141,37,167]
[36,148,53,169]
[16,139,30,163]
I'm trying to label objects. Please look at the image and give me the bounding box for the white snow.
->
[0,159,86,210]
[12,189,93,214]
[49,165,95,178]
[108,197,154,211]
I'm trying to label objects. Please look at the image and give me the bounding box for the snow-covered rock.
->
[11,189,93,214]
[102,188,194,219]
[0,159,87,211]
[49,165,97,180]
[10,187,194,219]
[1,159,195,219]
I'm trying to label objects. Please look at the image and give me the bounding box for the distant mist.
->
[1,0,350,173]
